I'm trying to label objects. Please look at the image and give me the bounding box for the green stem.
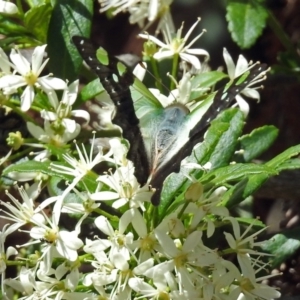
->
[170,53,179,90]
[150,57,163,92]
[267,10,300,64]
[16,0,24,16]
[94,207,120,222]
[8,147,32,161]
[177,199,189,219]
[5,101,36,123]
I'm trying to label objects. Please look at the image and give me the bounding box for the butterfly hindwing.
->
[149,63,268,205]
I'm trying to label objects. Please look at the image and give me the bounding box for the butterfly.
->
[72,36,267,205]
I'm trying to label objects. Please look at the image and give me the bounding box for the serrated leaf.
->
[47,0,93,81]
[226,0,268,48]
[223,172,270,207]
[209,109,245,168]
[240,125,278,162]
[276,158,300,172]
[203,163,274,186]
[266,144,300,169]
[261,228,300,267]
[24,3,52,43]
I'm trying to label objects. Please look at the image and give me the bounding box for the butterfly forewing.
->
[72,36,150,185]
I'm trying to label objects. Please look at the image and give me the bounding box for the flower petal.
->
[21,85,35,111]
[0,1,18,14]
[31,45,47,74]
[38,77,67,91]
[10,49,30,75]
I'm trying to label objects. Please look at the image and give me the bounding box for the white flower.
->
[153,229,209,291]
[50,137,106,179]
[89,214,133,262]
[184,186,229,237]
[61,189,100,233]
[26,120,80,161]
[0,224,18,274]
[30,220,83,263]
[41,81,90,133]
[93,164,153,209]
[224,217,271,280]
[0,1,18,14]
[223,48,267,115]
[139,18,209,70]
[222,260,281,300]
[128,208,159,262]
[0,45,66,111]
[0,186,45,234]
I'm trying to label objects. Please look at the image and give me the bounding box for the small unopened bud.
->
[143,40,157,58]
[185,182,203,202]
[7,131,24,150]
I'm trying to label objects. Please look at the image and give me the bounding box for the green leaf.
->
[209,109,245,168]
[3,160,51,176]
[276,158,300,172]
[191,71,228,89]
[0,15,28,36]
[47,0,93,81]
[77,78,105,103]
[203,163,275,186]
[157,109,246,220]
[226,0,268,48]
[223,172,270,207]
[24,3,52,43]
[240,125,278,162]
[261,228,300,267]
[132,77,162,109]
[266,144,300,169]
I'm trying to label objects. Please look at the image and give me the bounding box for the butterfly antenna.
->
[137,62,177,102]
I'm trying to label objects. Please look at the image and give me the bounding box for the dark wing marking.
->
[150,63,268,205]
[72,36,150,185]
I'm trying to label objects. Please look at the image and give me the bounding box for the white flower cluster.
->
[99,0,174,29]
[0,45,90,162]
[0,173,280,299]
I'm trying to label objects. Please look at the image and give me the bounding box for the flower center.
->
[171,38,182,52]
[140,235,156,251]
[240,277,255,291]
[122,182,133,199]
[174,253,187,268]
[24,71,38,85]
[44,229,58,243]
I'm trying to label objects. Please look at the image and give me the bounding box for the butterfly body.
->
[72,36,267,205]
[150,103,189,175]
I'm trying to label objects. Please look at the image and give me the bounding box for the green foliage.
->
[47,0,93,81]
[226,0,268,49]
[261,228,300,267]
[239,125,278,162]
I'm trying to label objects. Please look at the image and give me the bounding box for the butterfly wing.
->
[72,36,150,185]
[150,63,268,205]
